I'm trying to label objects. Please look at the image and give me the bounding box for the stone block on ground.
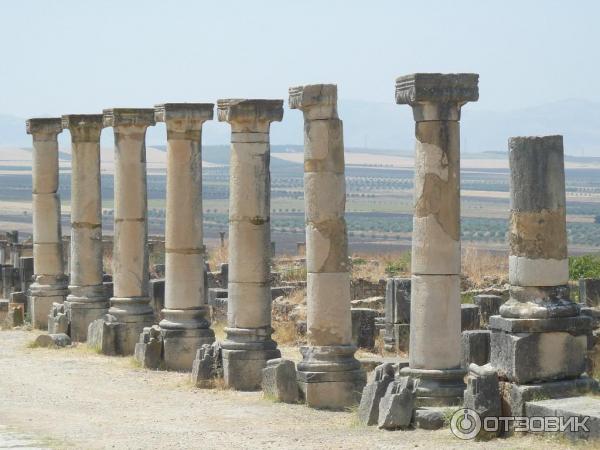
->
[351,308,378,350]
[525,395,600,441]
[262,358,299,403]
[461,304,481,331]
[0,299,8,322]
[134,325,163,369]
[33,333,71,348]
[461,330,491,368]
[6,304,24,327]
[191,341,223,387]
[47,302,68,334]
[474,294,505,328]
[580,278,600,309]
[149,278,165,322]
[413,407,447,430]
[463,364,501,421]
[358,363,395,426]
[500,376,599,417]
[377,376,416,430]
[87,314,122,356]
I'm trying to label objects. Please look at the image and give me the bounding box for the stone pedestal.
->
[490,136,591,389]
[218,99,283,389]
[26,118,68,330]
[289,84,365,409]
[62,115,110,341]
[103,109,155,355]
[155,103,216,371]
[396,73,479,407]
[383,277,411,352]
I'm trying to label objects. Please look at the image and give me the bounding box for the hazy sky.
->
[1,0,598,118]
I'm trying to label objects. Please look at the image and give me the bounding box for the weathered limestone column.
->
[26,118,68,329]
[490,136,591,394]
[103,109,155,355]
[218,99,282,390]
[0,241,8,265]
[62,115,109,341]
[396,73,479,406]
[155,103,215,370]
[289,84,365,409]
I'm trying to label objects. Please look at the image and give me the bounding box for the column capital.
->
[62,114,104,142]
[217,99,283,132]
[154,103,214,139]
[288,84,338,120]
[102,108,156,128]
[395,73,479,121]
[26,118,63,139]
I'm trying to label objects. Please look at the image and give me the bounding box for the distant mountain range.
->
[4,98,600,156]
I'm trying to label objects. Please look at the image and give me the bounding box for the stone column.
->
[490,136,591,396]
[62,115,109,341]
[26,118,68,329]
[395,73,479,406]
[155,103,215,370]
[289,84,365,409]
[0,241,8,265]
[103,109,155,355]
[217,99,282,390]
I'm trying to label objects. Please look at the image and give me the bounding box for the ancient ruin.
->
[289,84,366,409]
[103,108,156,355]
[217,99,283,390]
[26,118,68,330]
[395,73,479,409]
[61,114,109,341]
[155,103,216,371]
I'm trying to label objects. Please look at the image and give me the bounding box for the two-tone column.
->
[26,118,68,329]
[62,115,109,341]
[289,84,365,409]
[489,136,589,388]
[155,103,215,370]
[395,73,479,406]
[218,99,282,390]
[103,109,155,355]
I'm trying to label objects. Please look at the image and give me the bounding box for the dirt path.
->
[0,330,580,450]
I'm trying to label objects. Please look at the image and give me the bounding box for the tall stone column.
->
[395,73,479,406]
[103,109,155,355]
[289,84,365,409]
[218,99,282,390]
[26,118,68,329]
[0,241,8,265]
[155,103,215,370]
[490,136,591,400]
[62,115,109,341]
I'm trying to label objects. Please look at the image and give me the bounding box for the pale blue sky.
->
[1,0,597,117]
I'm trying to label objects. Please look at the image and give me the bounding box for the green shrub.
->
[569,254,600,280]
[384,252,411,276]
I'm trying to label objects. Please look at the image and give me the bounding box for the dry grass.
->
[461,245,508,288]
[208,242,228,270]
[286,288,306,305]
[272,320,300,345]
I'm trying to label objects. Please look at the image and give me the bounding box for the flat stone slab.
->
[489,315,592,333]
[525,396,600,440]
[413,406,448,430]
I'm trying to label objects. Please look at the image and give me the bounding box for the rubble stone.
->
[261,358,299,403]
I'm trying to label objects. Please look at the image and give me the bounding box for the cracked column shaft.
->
[218,98,283,390]
[396,73,479,406]
[289,84,365,409]
[155,103,216,370]
[26,118,68,329]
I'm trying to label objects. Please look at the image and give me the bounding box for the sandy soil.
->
[0,329,582,450]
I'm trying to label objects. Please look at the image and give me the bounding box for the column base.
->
[109,297,155,355]
[221,327,280,391]
[65,299,110,342]
[500,285,580,319]
[29,279,68,330]
[159,308,215,371]
[296,345,366,410]
[399,367,466,407]
[489,315,591,384]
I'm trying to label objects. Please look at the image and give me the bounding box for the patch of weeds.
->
[461,293,475,304]
[345,404,364,428]
[442,407,460,427]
